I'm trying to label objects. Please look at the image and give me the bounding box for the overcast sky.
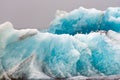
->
[0,0,120,30]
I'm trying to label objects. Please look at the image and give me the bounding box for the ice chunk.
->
[1,23,120,78]
[1,7,120,79]
[48,7,120,35]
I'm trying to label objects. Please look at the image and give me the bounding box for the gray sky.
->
[0,0,120,30]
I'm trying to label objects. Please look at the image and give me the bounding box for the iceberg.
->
[0,7,120,79]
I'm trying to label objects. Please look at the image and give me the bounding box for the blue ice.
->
[0,7,120,79]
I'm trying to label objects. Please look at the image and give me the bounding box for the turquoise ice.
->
[49,7,120,35]
[0,7,120,79]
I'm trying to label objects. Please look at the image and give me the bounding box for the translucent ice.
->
[0,7,120,79]
[49,7,120,35]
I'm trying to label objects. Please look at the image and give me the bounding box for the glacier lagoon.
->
[0,7,120,79]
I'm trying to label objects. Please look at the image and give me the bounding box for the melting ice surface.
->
[0,7,120,79]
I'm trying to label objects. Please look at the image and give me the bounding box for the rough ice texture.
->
[49,7,120,35]
[0,7,120,79]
